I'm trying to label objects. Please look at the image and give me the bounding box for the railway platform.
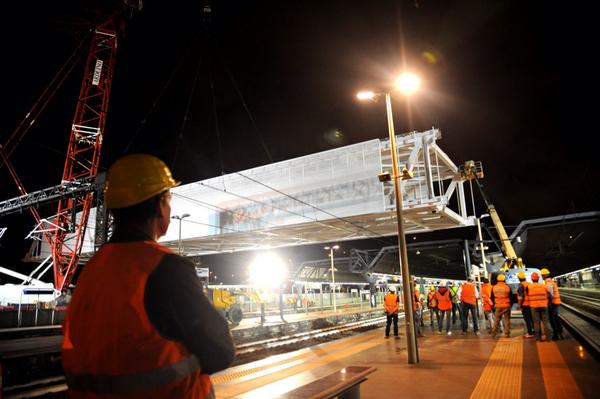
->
[213,322,599,398]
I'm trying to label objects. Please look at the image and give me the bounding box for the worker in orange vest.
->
[384,286,400,338]
[62,154,235,398]
[541,268,564,340]
[435,281,453,335]
[426,286,438,330]
[480,277,495,332]
[517,271,534,338]
[458,278,480,335]
[490,273,511,338]
[527,272,550,341]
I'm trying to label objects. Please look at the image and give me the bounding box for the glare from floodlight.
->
[248,253,286,287]
[356,91,376,101]
[394,73,421,95]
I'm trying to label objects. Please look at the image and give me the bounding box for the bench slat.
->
[277,366,376,399]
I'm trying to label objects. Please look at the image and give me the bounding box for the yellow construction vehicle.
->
[209,287,264,326]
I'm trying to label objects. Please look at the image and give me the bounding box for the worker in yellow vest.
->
[490,274,511,338]
[384,286,400,338]
[527,272,550,341]
[517,272,534,338]
[458,278,480,335]
[541,268,564,340]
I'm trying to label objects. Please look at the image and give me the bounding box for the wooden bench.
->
[277,366,376,399]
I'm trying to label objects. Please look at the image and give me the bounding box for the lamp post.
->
[476,213,490,279]
[324,245,339,312]
[171,213,190,255]
[356,72,421,364]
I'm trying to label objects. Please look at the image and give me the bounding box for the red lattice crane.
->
[51,20,119,291]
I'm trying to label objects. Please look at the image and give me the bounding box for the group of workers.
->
[384,269,564,342]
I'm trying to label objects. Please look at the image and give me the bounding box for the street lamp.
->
[171,213,190,255]
[324,245,339,312]
[356,72,421,364]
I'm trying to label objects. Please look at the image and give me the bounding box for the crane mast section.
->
[52,22,118,291]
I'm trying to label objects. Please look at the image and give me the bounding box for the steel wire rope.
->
[171,49,203,168]
[235,172,397,245]
[122,39,196,154]
[1,31,89,169]
[172,192,311,244]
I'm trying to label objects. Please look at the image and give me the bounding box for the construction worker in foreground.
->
[458,277,480,335]
[62,154,235,398]
[480,277,495,332]
[490,273,511,338]
[527,272,550,341]
[384,285,400,338]
[427,286,438,330]
[517,271,535,338]
[541,267,564,340]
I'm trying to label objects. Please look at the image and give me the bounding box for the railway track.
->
[559,292,600,360]
[4,315,390,399]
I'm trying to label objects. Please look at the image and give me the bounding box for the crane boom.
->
[52,21,119,291]
[459,160,522,271]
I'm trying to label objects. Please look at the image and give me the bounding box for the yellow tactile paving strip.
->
[537,342,583,399]
[212,330,383,398]
[469,337,523,399]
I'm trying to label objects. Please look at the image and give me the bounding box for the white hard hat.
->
[389,286,397,292]
[439,281,446,287]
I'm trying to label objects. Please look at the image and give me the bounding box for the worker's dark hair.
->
[110,191,166,226]
[482,277,489,283]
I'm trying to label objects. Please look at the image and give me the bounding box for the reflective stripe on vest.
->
[545,278,561,304]
[62,241,212,399]
[481,283,493,311]
[518,281,530,306]
[435,290,452,311]
[461,283,476,305]
[492,282,511,308]
[65,356,200,395]
[384,293,399,314]
[528,283,548,308]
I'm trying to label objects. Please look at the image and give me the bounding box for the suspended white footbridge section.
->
[35,128,474,258]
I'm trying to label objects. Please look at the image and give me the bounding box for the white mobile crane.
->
[459,160,540,289]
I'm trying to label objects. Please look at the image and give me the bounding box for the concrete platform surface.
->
[212,323,599,398]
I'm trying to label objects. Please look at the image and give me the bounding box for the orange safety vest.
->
[62,241,212,399]
[545,278,561,305]
[427,291,437,308]
[384,293,399,314]
[413,291,421,311]
[460,283,477,305]
[492,282,511,309]
[527,282,548,308]
[435,289,452,311]
[481,283,493,311]
[518,281,530,306]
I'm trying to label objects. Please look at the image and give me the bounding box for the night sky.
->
[1,1,598,281]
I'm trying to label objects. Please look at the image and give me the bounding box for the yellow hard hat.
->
[540,268,550,275]
[497,274,506,282]
[105,154,180,209]
[429,286,435,292]
[517,271,526,280]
